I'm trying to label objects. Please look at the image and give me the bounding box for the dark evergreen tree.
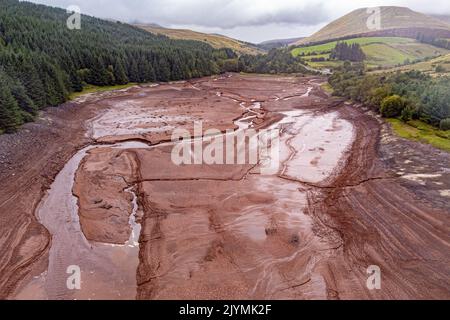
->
[0,70,23,132]
[0,0,315,132]
[330,42,366,62]
[329,65,450,127]
[113,61,129,85]
[238,48,309,74]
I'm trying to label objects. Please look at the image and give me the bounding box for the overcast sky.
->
[28,0,450,43]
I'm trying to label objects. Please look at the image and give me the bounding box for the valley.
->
[1,74,448,300]
[0,0,449,302]
[135,25,263,55]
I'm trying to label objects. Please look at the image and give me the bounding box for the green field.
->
[292,37,449,69]
[387,119,450,152]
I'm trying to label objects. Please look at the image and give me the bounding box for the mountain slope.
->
[295,6,450,45]
[431,14,450,25]
[136,25,263,55]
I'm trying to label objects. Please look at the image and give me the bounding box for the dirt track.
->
[0,74,449,300]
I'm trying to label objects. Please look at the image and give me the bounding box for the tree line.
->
[237,49,311,74]
[416,32,450,50]
[329,62,450,129]
[0,0,237,133]
[330,42,366,62]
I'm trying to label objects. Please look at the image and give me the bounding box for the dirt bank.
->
[308,105,450,299]
[0,100,96,299]
[0,84,168,298]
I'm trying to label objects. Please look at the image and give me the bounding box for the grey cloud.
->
[220,3,330,29]
[26,0,450,43]
[30,0,330,28]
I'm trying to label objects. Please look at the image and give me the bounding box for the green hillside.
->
[292,37,449,69]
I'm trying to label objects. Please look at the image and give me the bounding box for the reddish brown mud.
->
[1,74,448,300]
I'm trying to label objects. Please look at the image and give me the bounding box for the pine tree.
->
[10,80,37,119]
[330,42,365,62]
[158,57,171,82]
[70,72,83,92]
[0,72,23,133]
[113,61,128,85]
[16,55,46,107]
[128,60,140,83]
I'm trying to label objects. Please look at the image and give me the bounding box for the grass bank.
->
[69,83,138,100]
[321,82,334,94]
[387,118,450,152]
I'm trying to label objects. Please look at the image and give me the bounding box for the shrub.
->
[440,118,450,131]
[380,95,406,118]
[369,85,392,108]
[436,131,450,139]
[400,107,413,122]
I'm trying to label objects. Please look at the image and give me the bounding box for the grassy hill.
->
[136,25,263,55]
[295,6,450,46]
[292,37,449,69]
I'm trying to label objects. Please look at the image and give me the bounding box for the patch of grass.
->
[307,60,342,69]
[69,83,138,100]
[321,82,334,94]
[363,43,414,66]
[387,118,450,152]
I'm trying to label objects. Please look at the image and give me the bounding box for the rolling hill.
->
[135,25,263,55]
[258,37,305,50]
[292,37,449,69]
[295,6,450,46]
[371,53,450,76]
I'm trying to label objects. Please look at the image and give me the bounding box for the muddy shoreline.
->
[1,73,449,300]
[0,102,95,299]
[0,84,163,298]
